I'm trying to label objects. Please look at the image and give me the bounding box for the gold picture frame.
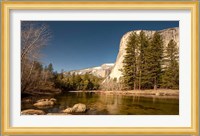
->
[1,1,199,135]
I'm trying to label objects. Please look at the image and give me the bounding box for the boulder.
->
[34,98,56,108]
[72,103,87,113]
[36,99,48,103]
[62,108,73,113]
[50,98,57,103]
[21,109,45,115]
[62,103,87,113]
[34,101,54,107]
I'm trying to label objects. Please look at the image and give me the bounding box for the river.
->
[22,91,179,115]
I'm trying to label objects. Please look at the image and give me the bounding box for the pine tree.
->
[143,32,164,90]
[151,32,164,90]
[137,31,150,90]
[140,39,154,89]
[161,39,179,89]
[122,32,138,90]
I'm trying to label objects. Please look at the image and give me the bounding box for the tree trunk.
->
[139,71,141,90]
[134,81,136,90]
[154,77,157,90]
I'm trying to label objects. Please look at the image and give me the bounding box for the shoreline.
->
[69,89,179,99]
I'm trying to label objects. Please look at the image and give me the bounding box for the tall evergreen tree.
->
[137,31,150,90]
[122,32,138,90]
[161,39,179,89]
[151,32,164,90]
[142,32,164,90]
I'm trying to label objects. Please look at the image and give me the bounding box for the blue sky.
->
[36,21,179,72]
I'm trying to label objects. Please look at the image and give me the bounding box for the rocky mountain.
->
[106,27,179,81]
[64,63,114,78]
[64,27,179,82]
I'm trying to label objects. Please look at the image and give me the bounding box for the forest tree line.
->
[121,31,179,90]
[54,72,102,91]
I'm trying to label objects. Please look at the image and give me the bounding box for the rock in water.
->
[49,98,57,103]
[34,101,54,107]
[21,109,45,115]
[33,98,56,108]
[36,99,48,103]
[62,103,87,113]
[72,103,87,113]
[62,108,73,113]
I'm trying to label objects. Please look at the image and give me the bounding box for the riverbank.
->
[69,89,179,98]
[22,88,62,96]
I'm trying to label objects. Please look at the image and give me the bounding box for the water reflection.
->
[56,92,179,115]
[22,92,179,115]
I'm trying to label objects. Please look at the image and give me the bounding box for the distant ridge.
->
[64,63,114,78]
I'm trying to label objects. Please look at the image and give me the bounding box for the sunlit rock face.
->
[106,27,179,81]
[64,27,179,81]
[64,63,114,78]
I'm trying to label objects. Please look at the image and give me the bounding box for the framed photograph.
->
[1,1,199,135]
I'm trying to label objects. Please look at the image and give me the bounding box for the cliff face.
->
[64,63,114,78]
[64,27,179,81]
[107,27,179,80]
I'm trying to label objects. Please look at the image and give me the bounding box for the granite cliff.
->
[106,27,179,81]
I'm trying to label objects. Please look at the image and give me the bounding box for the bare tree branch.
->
[21,22,52,92]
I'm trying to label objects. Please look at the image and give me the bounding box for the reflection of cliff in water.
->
[105,94,122,114]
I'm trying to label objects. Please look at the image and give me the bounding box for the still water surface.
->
[22,92,179,115]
